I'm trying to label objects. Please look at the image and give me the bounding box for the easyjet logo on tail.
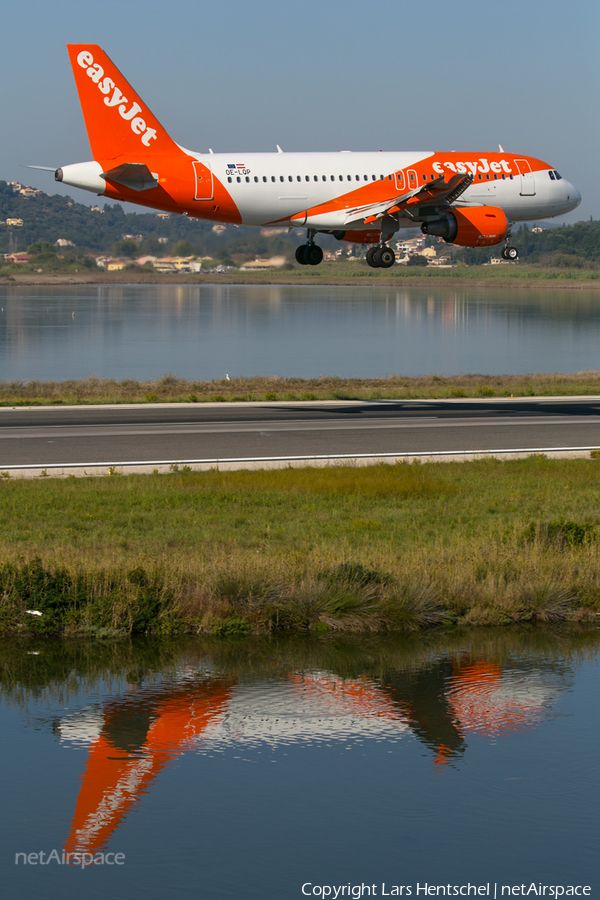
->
[76,50,157,147]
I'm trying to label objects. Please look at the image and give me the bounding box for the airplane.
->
[47,44,581,268]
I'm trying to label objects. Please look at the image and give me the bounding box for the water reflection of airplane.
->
[58,657,565,854]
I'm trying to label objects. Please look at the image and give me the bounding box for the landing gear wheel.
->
[379,247,395,268]
[367,247,378,269]
[295,245,308,265]
[367,247,382,268]
[304,244,324,266]
[502,246,518,261]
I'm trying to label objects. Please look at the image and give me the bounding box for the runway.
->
[1,397,600,475]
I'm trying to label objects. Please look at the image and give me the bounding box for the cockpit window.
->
[554,170,563,180]
[548,170,555,180]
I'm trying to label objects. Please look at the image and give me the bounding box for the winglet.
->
[66,44,181,165]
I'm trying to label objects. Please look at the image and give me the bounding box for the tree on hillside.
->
[112,239,139,258]
[27,241,56,257]
[171,240,196,257]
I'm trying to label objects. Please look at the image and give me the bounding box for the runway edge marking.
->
[1,446,599,478]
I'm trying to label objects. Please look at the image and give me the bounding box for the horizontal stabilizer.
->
[101,163,158,192]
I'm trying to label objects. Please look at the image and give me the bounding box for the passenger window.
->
[430,174,435,180]
[227,176,232,183]
[314,176,318,181]
[486,174,490,180]
[297,175,301,182]
[554,170,562,180]
[548,171,555,180]
[254,176,258,183]
[372,175,376,180]
[288,176,293,182]
[364,175,368,181]
[347,175,351,181]
[494,174,498,180]
[305,176,310,182]
[502,174,505,180]
[339,175,343,181]
[331,176,335,181]
[510,174,513,180]
[356,175,360,181]
[271,176,275,182]
[388,175,393,181]
[236,176,241,183]
[380,175,383,180]
[245,176,250,183]
[422,174,427,182]
[478,174,482,180]
[263,176,267,183]
[322,175,326,181]
[280,176,284,182]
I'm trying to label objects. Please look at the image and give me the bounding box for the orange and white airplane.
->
[48,44,581,268]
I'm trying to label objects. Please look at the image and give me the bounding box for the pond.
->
[2,630,598,900]
[1,284,600,380]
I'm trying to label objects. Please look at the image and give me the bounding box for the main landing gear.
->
[501,227,519,260]
[295,230,324,266]
[366,245,395,268]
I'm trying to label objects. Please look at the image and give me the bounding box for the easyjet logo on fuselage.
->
[76,50,157,147]
[432,158,513,176]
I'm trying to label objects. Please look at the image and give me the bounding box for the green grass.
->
[3,371,600,405]
[2,457,600,634]
[6,260,600,283]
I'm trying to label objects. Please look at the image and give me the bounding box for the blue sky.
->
[1,0,598,222]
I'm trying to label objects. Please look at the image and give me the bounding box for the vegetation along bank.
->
[2,372,600,405]
[1,457,600,637]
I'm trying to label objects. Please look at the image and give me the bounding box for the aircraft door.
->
[193,160,214,200]
[396,170,405,191]
[407,169,417,190]
[515,159,536,196]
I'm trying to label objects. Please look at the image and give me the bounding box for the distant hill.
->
[0,180,287,258]
[2,179,599,265]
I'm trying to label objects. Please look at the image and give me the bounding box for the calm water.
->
[2,631,599,900]
[1,284,600,380]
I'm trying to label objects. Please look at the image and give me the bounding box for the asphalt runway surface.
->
[1,398,600,470]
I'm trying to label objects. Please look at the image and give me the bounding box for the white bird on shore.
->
[225,374,231,381]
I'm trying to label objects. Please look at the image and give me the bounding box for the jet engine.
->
[421,206,508,247]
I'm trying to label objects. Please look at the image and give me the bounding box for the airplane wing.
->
[343,172,474,226]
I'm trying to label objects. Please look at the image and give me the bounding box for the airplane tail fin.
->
[66,44,181,165]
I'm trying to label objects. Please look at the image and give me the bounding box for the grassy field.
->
[2,371,600,405]
[4,261,600,286]
[2,457,600,636]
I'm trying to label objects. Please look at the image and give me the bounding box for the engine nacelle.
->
[421,206,508,247]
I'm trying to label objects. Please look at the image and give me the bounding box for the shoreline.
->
[2,270,600,290]
[2,374,600,405]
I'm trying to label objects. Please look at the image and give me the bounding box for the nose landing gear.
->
[295,230,324,266]
[501,226,519,260]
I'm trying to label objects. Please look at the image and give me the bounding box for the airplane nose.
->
[564,181,581,209]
